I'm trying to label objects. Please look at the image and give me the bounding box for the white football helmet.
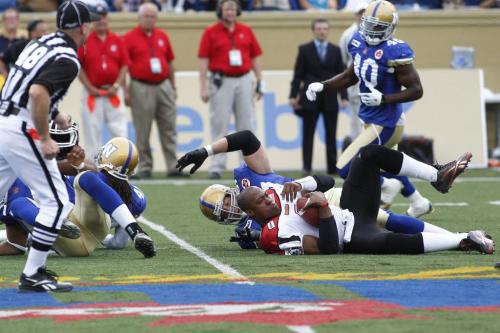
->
[360,0,398,46]
[199,184,245,225]
[49,120,79,159]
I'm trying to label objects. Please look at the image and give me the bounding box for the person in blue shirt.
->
[177,130,459,250]
[306,0,432,219]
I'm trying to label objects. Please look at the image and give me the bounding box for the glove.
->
[359,87,383,106]
[306,82,324,101]
[230,225,260,244]
[175,148,208,174]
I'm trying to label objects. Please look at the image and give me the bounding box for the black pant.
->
[340,145,424,254]
[302,108,338,174]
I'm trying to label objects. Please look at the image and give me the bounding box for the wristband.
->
[295,176,317,191]
[71,162,85,171]
[203,145,214,156]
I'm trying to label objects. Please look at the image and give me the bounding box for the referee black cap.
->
[56,0,100,30]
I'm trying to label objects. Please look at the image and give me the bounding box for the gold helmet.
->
[199,184,244,225]
[360,0,398,46]
[95,137,139,180]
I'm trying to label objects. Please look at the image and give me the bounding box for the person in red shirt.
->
[123,2,184,179]
[78,4,129,159]
[198,0,263,180]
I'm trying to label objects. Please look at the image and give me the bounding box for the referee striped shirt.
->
[0,31,80,119]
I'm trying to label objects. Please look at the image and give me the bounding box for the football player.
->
[305,0,432,218]
[0,130,155,257]
[236,145,494,256]
[177,130,457,250]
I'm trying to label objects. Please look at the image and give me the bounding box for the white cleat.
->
[380,178,402,209]
[406,198,434,218]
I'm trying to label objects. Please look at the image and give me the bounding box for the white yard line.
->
[137,216,253,285]
[390,202,469,207]
[287,326,316,333]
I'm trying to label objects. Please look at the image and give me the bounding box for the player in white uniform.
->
[236,145,494,255]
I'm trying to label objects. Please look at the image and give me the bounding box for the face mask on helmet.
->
[49,120,79,160]
[199,184,245,225]
[359,1,398,46]
[95,137,139,180]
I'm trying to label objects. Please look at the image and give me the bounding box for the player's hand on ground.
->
[306,82,324,101]
[360,87,383,106]
[41,137,60,159]
[66,145,85,166]
[176,148,209,174]
[302,191,328,209]
[281,181,302,202]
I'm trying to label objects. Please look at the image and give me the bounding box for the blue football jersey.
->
[349,31,414,127]
[234,164,294,192]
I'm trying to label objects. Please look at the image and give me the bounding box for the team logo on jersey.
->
[374,49,384,60]
[110,44,117,53]
[158,39,165,47]
[241,178,251,188]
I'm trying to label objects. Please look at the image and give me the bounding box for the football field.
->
[0,169,499,333]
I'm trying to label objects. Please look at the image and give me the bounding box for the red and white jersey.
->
[260,187,354,255]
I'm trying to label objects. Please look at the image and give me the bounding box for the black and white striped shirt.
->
[0,31,80,118]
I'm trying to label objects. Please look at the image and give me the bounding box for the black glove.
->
[175,148,208,174]
[229,225,260,243]
[255,80,263,95]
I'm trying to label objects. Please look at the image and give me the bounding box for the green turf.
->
[0,169,499,332]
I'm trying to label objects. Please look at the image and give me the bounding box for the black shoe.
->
[166,170,190,178]
[342,136,352,152]
[431,152,472,193]
[208,172,221,180]
[19,267,73,293]
[302,169,311,177]
[134,233,156,258]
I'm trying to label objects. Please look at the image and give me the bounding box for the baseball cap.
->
[56,0,100,30]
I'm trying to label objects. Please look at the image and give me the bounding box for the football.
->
[296,197,320,227]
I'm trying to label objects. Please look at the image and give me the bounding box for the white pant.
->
[80,87,128,160]
[208,72,256,174]
[0,115,72,230]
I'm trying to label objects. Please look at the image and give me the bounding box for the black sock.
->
[125,222,146,239]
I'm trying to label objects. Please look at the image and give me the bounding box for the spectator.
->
[124,0,162,11]
[124,3,184,178]
[198,0,263,180]
[289,18,347,176]
[338,1,367,144]
[77,5,129,159]
[0,1,16,12]
[299,0,337,10]
[251,0,291,10]
[480,0,500,7]
[0,19,48,77]
[0,8,24,59]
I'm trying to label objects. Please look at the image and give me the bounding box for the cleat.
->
[406,198,434,218]
[134,233,156,258]
[431,152,472,193]
[18,267,73,293]
[380,178,402,209]
[59,218,81,239]
[459,230,495,254]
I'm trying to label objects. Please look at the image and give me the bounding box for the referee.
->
[0,1,98,292]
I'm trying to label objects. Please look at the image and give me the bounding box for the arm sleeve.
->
[164,34,175,62]
[198,29,211,58]
[249,28,262,58]
[32,57,79,95]
[289,46,305,98]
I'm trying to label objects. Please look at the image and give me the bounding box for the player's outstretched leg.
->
[431,152,473,194]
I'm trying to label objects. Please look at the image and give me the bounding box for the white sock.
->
[0,229,6,242]
[423,222,452,234]
[400,153,437,182]
[111,204,136,229]
[422,232,464,252]
[23,248,49,276]
[407,190,425,204]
